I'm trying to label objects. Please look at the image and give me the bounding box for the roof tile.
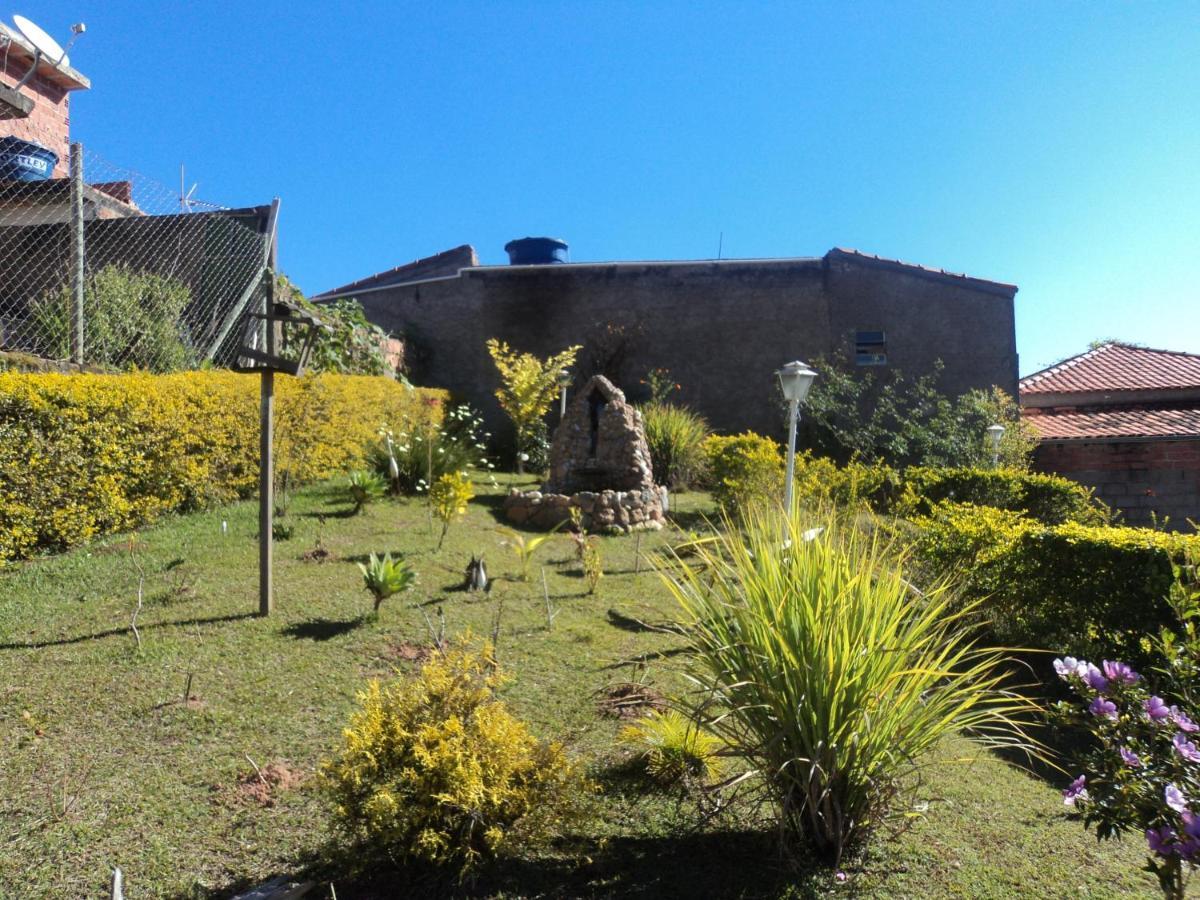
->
[1021,343,1200,396]
[1024,405,1200,440]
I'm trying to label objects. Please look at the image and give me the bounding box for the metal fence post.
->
[68,142,85,364]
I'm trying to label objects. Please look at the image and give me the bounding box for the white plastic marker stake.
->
[221,520,228,536]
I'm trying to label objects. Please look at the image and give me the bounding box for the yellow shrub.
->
[702,432,784,514]
[0,370,445,564]
[320,640,590,872]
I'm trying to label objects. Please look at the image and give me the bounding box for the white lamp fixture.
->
[777,360,818,404]
[558,369,571,419]
[776,360,818,511]
[986,423,1006,467]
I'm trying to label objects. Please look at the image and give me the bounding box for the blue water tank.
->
[504,237,569,265]
[0,137,58,182]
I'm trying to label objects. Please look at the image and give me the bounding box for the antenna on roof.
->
[177,164,225,213]
[717,232,723,260]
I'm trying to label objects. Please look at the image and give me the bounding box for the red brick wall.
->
[0,57,71,177]
[1034,439,1200,530]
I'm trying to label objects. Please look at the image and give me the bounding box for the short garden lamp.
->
[234,298,327,617]
[558,369,572,420]
[776,360,818,511]
[986,423,1006,468]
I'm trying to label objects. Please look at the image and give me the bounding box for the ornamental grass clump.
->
[641,401,710,490]
[656,506,1038,865]
[320,639,590,874]
[619,709,724,786]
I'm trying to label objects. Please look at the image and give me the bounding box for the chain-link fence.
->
[0,142,275,371]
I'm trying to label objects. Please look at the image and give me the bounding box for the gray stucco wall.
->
[350,252,1018,445]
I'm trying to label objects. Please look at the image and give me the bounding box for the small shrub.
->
[347,470,386,514]
[641,402,710,490]
[702,432,784,515]
[28,264,194,372]
[657,507,1037,864]
[358,552,416,614]
[320,640,590,872]
[640,367,680,405]
[429,472,474,551]
[571,531,603,594]
[619,709,723,785]
[486,339,581,472]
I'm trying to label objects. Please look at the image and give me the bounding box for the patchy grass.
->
[0,474,1166,897]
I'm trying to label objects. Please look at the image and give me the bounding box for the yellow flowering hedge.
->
[0,370,445,564]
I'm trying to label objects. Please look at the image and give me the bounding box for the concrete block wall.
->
[354,251,1020,445]
[1034,439,1200,530]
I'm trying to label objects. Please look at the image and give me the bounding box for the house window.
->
[855,330,887,366]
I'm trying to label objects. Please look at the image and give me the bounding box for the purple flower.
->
[1171,707,1200,733]
[1148,825,1177,857]
[1089,696,1118,719]
[1167,784,1188,813]
[1174,733,1200,762]
[1084,664,1109,692]
[1053,656,1088,680]
[1064,774,1088,807]
[1146,696,1171,722]
[1120,747,1144,767]
[1183,810,1200,840]
[1102,660,1139,685]
[1179,836,1200,861]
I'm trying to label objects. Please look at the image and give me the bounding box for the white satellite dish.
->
[12,14,69,67]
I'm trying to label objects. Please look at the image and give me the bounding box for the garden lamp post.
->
[986,423,1006,468]
[234,293,325,616]
[776,360,818,512]
[558,369,571,420]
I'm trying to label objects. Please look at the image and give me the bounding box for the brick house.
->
[1021,342,1200,529]
[315,241,1020,439]
[0,20,89,178]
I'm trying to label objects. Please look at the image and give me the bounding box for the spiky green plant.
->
[358,552,416,613]
[347,470,386,514]
[641,401,710,490]
[496,524,562,581]
[619,709,723,785]
[655,505,1038,865]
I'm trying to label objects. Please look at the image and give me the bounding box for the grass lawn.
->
[0,474,1170,898]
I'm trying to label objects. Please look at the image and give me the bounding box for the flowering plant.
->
[372,404,495,495]
[1053,557,1200,898]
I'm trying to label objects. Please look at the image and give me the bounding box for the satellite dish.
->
[12,14,69,67]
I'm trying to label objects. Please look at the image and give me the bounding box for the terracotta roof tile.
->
[1024,405,1200,440]
[1021,343,1200,396]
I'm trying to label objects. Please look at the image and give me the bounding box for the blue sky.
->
[22,0,1200,376]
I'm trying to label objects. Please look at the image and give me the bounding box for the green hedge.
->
[913,501,1197,660]
[0,370,446,565]
[892,466,1108,526]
